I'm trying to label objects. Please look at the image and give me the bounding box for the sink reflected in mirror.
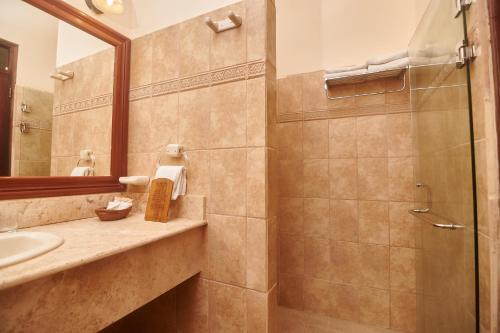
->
[0,231,64,268]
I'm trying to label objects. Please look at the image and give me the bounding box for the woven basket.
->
[95,206,132,221]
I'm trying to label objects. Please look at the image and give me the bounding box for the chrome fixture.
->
[454,0,473,18]
[433,223,465,230]
[20,103,30,113]
[324,68,407,100]
[411,183,431,213]
[50,71,74,81]
[456,41,476,69]
[205,11,242,33]
[19,121,30,134]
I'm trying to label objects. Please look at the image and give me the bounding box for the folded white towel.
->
[325,63,367,74]
[325,68,368,80]
[70,166,92,176]
[155,165,186,200]
[367,50,408,65]
[368,57,409,73]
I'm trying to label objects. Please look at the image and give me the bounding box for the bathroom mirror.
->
[0,0,130,199]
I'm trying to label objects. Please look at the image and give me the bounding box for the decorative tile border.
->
[53,94,113,117]
[278,104,412,123]
[52,60,266,113]
[130,60,266,101]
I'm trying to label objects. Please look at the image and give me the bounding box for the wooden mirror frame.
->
[0,0,130,199]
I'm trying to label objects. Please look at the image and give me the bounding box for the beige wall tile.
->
[330,200,358,242]
[278,122,303,160]
[209,3,247,70]
[247,218,268,291]
[388,157,414,202]
[150,94,179,152]
[151,25,180,82]
[247,77,267,146]
[130,34,152,88]
[303,278,331,316]
[390,247,416,292]
[210,149,247,216]
[330,284,360,322]
[246,289,269,333]
[246,0,266,63]
[278,275,303,310]
[359,200,389,245]
[268,148,280,218]
[186,151,210,197]
[279,198,304,235]
[247,148,267,218]
[356,115,387,158]
[359,244,389,289]
[278,75,302,115]
[389,202,415,248]
[179,88,211,150]
[355,81,386,107]
[330,241,360,285]
[279,234,304,276]
[358,287,390,328]
[208,214,247,286]
[303,120,329,159]
[304,237,330,280]
[208,282,247,333]
[279,160,304,197]
[387,113,412,157]
[210,80,247,148]
[176,277,209,333]
[358,158,388,201]
[390,291,416,333]
[329,159,358,200]
[179,15,211,76]
[304,159,329,198]
[303,198,329,238]
[329,118,357,158]
[268,217,278,288]
[128,98,153,154]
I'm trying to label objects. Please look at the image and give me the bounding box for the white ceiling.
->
[63,0,240,39]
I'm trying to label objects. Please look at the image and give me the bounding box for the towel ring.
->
[156,150,189,167]
[76,155,96,176]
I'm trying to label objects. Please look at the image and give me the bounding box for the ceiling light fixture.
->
[85,0,124,15]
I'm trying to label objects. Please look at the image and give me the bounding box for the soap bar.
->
[145,178,174,223]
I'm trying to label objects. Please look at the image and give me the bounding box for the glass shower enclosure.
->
[409,0,478,332]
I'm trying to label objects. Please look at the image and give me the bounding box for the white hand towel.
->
[325,68,368,80]
[155,166,186,200]
[325,63,367,74]
[367,57,409,73]
[367,50,408,65]
[70,167,92,176]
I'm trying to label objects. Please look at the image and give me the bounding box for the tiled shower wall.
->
[50,47,115,176]
[122,0,279,331]
[277,71,417,332]
[11,86,53,176]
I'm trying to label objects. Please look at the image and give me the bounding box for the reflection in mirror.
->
[0,0,115,177]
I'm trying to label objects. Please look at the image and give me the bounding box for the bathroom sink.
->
[0,231,64,268]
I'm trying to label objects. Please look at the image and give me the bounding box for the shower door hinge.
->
[456,41,476,68]
[455,0,473,18]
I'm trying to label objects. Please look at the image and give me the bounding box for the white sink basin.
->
[0,231,64,268]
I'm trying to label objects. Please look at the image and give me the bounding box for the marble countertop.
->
[0,215,207,290]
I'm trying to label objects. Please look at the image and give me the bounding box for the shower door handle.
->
[432,223,465,230]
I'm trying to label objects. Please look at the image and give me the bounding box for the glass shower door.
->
[409,0,478,332]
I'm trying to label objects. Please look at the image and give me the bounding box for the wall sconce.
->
[85,0,124,15]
